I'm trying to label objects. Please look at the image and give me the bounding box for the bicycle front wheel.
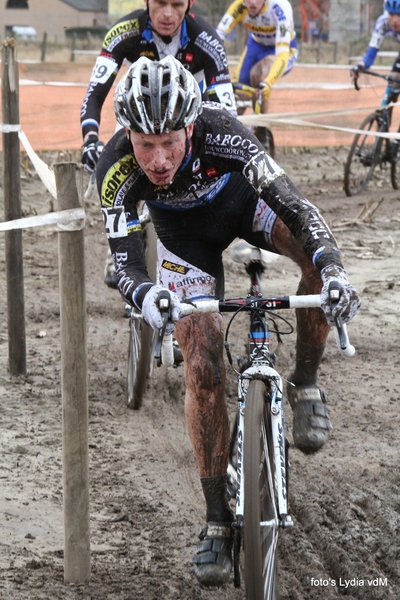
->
[344,112,384,197]
[243,380,279,600]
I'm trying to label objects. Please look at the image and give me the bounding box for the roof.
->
[60,0,107,11]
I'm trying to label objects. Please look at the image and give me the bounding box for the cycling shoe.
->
[192,522,233,587]
[287,384,332,454]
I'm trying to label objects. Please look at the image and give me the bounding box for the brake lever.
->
[329,282,356,358]
[154,291,171,365]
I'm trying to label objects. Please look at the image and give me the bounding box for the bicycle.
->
[233,82,275,159]
[157,241,354,599]
[344,67,400,196]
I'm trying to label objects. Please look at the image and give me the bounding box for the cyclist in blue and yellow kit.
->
[217,0,297,143]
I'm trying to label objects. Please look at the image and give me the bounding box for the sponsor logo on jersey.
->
[104,19,139,48]
[192,158,201,173]
[196,31,228,70]
[273,4,286,21]
[161,260,189,275]
[214,73,231,83]
[100,50,114,59]
[102,155,136,206]
[280,24,289,37]
[205,132,260,155]
[185,53,194,62]
[140,50,156,58]
[206,167,218,178]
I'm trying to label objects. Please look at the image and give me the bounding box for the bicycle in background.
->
[233,82,275,159]
[157,241,354,599]
[344,67,400,196]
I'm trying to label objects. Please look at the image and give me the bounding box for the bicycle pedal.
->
[280,515,294,529]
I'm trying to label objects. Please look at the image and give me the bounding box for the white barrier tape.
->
[252,101,400,121]
[239,100,400,139]
[18,131,57,199]
[239,113,400,139]
[0,123,21,132]
[0,208,85,233]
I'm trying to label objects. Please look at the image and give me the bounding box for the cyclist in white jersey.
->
[217,0,298,117]
[351,0,400,102]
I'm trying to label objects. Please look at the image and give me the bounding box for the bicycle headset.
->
[113,55,203,135]
[385,0,400,13]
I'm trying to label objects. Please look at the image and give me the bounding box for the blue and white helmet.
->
[385,0,400,14]
[114,55,202,135]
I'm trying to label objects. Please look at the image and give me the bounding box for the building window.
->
[6,0,29,8]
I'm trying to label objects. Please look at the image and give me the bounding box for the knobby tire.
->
[126,218,158,409]
[243,380,279,600]
[344,112,384,197]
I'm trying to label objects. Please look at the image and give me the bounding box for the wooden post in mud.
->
[54,162,90,583]
[1,39,27,375]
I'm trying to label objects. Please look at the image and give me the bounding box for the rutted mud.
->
[0,145,399,599]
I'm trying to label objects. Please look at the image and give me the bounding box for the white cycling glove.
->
[320,265,361,326]
[141,285,181,335]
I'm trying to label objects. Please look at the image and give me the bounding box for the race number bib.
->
[90,56,117,84]
[101,206,127,238]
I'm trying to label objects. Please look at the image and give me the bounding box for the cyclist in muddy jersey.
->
[80,0,235,173]
[98,102,343,305]
[97,56,360,589]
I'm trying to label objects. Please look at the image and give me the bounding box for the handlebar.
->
[352,66,400,93]
[155,289,355,365]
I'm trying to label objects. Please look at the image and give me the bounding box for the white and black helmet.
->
[114,55,203,135]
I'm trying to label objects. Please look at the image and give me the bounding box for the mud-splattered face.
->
[129,125,193,186]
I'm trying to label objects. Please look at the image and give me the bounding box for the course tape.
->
[0,208,85,233]
[1,128,84,233]
[18,131,57,199]
[0,124,20,132]
[238,100,400,140]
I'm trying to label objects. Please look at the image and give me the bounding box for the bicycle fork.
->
[232,366,293,588]
[236,367,292,528]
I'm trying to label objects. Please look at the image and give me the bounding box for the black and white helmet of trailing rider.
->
[114,55,203,135]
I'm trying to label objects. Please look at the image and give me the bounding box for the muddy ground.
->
[0,145,399,599]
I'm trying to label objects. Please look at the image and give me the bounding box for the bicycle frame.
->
[159,248,354,597]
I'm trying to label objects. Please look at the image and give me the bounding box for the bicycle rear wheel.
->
[126,312,154,409]
[390,127,400,190]
[344,112,384,196]
[254,126,275,159]
[126,217,158,409]
[243,380,279,600]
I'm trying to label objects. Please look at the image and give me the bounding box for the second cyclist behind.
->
[80,0,236,289]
